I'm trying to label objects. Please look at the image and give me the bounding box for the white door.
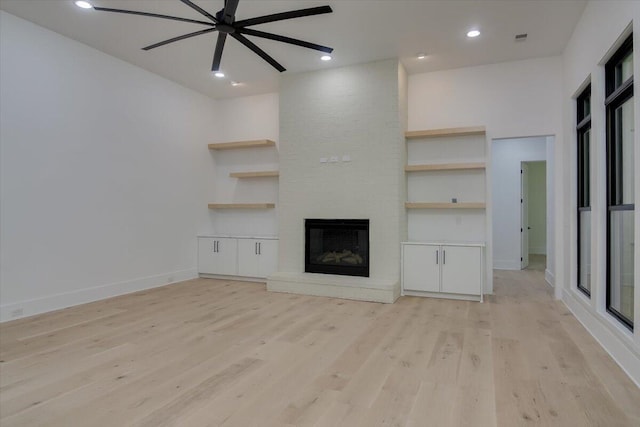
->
[238,239,260,277]
[441,245,482,295]
[257,239,278,278]
[521,163,529,269]
[402,244,440,293]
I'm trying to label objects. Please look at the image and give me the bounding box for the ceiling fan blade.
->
[238,28,333,54]
[142,27,217,51]
[222,0,240,24]
[230,33,286,72]
[235,6,332,28]
[93,6,215,26]
[179,0,218,23]
[212,32,228,71]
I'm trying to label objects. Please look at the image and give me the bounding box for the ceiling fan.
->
[92,0,334,73]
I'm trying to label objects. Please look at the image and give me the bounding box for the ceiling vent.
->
[515,33,528,41]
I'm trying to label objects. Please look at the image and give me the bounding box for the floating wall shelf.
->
[405,202,486,209]
[208,203,276,209]
[405,162,486,172]
[405,126,486,139]
[229,171,279,178]
[208,139,276,150]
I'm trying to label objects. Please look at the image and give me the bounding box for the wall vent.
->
[515,33,528,41]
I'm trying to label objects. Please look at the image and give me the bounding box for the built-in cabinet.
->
[403,126,489,301]
[401,242,484,302]
[198,236,278,279]
[201,139,279,280]
[237,239,278,278]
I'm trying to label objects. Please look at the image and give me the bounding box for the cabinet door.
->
[257,239,278,278]
[403,244,440,292]
[237,239,260,277]
[198,237,238,276]
[198,238,218,274]
[441,245,481,295]
[215,238,238,276]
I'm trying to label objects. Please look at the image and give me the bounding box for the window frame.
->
[577,84,591,297]
[605,34,634,330]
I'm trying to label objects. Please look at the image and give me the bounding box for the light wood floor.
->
[1,269,639,427]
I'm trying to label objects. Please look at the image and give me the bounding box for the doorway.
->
[521,161,547,271]
[491,136,554,279]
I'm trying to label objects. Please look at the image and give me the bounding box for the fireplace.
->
[305,219,369,277]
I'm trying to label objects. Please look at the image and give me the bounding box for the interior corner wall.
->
[0,11,220,322]
[207,93,280,237]
[560,0,640,386]
[398,62,409,243]
[545,135,556,285]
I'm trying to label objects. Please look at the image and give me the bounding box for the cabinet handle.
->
[258,242,261,255]
[436,250,438,264]
[215,241,218,253]
[255,242,258,255]
[443,250,446,265]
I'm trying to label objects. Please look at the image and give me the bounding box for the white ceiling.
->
[0,0,587,99]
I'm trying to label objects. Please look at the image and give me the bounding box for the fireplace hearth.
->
[305,219,369,277]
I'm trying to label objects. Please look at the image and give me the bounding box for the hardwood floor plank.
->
[137,357,264,427]
[406,380,456,426]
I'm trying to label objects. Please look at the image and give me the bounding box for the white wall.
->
[560,0,640,386]
[408,56,563,138]
[492,137,547,270]
[527,162,547,255]
[0,12,219,321]
[409,56,563,294]
[206,93,280,238]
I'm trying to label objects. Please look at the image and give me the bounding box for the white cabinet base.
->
[401,242,484,302]
[198,236,278,280]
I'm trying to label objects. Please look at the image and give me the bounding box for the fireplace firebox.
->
[305,219,369,277]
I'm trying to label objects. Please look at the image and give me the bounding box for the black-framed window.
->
[577,84,591,297]
[606,34,634,330]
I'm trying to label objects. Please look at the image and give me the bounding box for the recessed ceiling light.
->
[214,71,225,78]
[321,55,332,61]
[74,1,92,9]
[231,81,241,86]
[467,30,481,38]
[417,53,427,59]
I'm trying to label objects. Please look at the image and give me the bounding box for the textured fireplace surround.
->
[267,59,407,303]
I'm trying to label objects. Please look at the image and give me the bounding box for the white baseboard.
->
[545,269,555,287]
[493,259,521,270]
[562,289,640,388]
[0,269,198,323]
